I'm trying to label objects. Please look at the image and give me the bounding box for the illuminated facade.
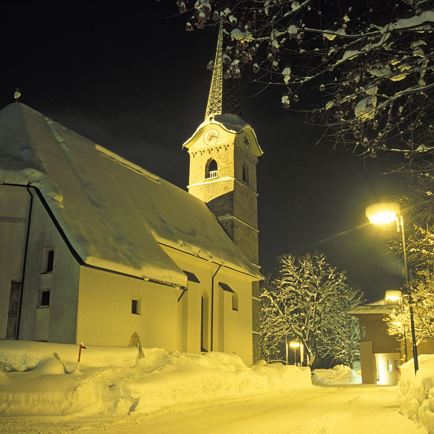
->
[0,30,262,363]
[0,33,263,363]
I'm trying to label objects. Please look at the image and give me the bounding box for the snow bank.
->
[0,344,311,417]
[0,340,138,371]
[399,355,434,433]
[312,365,362,385]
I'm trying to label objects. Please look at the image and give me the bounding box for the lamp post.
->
[365,202,419,373]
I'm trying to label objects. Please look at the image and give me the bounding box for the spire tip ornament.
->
[13,88,21,103]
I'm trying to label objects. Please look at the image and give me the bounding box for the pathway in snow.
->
[0,384,425,434]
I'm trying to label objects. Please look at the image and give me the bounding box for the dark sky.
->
[1,1,408,300]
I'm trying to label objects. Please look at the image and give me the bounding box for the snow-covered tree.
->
[386,269,434,344]
[177,0,434,164]
[260,252,363,368]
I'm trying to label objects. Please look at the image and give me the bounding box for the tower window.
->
[38,289,51,307]
[242,163,249,185]
[205,159,218,179]
[41,248,54,273]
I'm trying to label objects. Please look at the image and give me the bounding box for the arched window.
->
[205,159,218,179]
[242,163,249,184]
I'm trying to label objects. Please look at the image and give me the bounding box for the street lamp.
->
[289,340,301,365]
[365,202,419,373]
[385,290,402,304]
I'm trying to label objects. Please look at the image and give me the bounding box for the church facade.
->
[0,32,263,364]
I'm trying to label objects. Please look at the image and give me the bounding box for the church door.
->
[6,280,22,339]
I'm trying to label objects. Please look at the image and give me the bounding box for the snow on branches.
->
[177,0,434,161]
[386,270,434,344]
[260,252,363,368]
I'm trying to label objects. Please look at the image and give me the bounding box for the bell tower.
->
[182,27,263,360]
[182,27,263,266]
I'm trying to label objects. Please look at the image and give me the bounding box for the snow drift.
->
[399,354,434,433]
[0,341,312,417]
[0,340,138,372]
[312,364,361,385]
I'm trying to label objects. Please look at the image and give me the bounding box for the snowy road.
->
[0,384,425,434]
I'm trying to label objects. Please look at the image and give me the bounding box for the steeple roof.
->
[205,26,224,118]
[205,27,242,119]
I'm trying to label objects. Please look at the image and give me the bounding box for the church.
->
[0,31,263,364]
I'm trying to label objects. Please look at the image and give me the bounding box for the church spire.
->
[205,25,224,119]
[205,27,243,120]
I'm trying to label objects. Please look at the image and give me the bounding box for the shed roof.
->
[349,299,400,315]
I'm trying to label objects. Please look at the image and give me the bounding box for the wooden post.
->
[78,342,87,363]
[285,336,288,365]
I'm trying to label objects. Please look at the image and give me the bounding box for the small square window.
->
[41,248,54,273]
[131,299,140,315]
[38,289,50,307]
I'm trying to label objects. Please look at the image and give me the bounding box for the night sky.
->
[1,2,408,300]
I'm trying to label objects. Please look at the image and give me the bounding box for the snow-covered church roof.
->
[0,103,261,287]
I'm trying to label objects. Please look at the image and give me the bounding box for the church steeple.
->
[183,26,264,362]
[183,26,263,266]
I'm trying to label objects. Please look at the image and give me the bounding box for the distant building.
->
[350,291,434,385]
[0,30,263,364]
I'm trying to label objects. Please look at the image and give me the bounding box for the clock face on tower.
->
[203,128,220,145]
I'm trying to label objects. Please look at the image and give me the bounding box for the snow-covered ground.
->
[0,341,431,433]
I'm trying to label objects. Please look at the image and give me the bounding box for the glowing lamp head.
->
[289,341,301,349]
[385,290,402,304]
[365,202,400,226]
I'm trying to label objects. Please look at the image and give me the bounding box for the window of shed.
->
[131,299,141,315]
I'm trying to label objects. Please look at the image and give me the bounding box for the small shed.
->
[350,299,402,385]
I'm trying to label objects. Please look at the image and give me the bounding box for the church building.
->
[0,31,263,364]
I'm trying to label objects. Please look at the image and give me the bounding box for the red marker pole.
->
[78,342,87,364]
